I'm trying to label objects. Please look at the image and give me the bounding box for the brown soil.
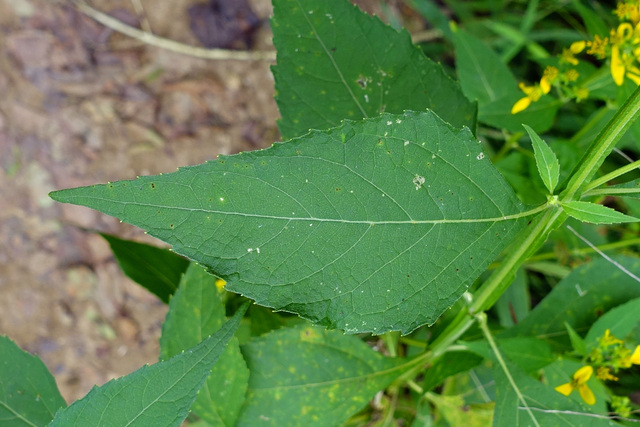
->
[0,0,278,403]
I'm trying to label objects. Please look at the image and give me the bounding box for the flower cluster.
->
[513,0,640,114]
[555,329,640,406]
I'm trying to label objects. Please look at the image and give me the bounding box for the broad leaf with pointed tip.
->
[272,0,476,139]
[50,111,529,335]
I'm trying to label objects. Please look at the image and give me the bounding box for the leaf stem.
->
[414,85,640,397]
[583,186,640,197]
[470,207,562,314]
[476,312,541,427]
[523,237,640,261]
[561,85,640,201]
[583,158,640,192]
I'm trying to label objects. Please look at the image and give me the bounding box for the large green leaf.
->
[160,263,249,427]
[0,336,66,427]
[50,111,529,335]
[50,303,248,427]
[272,0,476,139]
[101,233,190,303]
[501,256,640,349]
[236,325,409,426]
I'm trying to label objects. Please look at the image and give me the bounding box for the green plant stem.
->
[470,208,562,314]
[525,237,640,262]
[583,187,640,197]
[583,158,640,192]
[476,312,541,427]
[420,86,640,370]
[562,85,640,201]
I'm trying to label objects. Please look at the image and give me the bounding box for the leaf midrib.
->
[61,196,547,224]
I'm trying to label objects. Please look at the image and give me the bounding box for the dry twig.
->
[69,0,276,61]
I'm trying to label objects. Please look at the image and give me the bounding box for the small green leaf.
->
[272,0,476,139]
[561,200,640,224]
[101,233,190,303]
[236,325,410,426]
[454,28,517,107]
[50,111,528,335]
[584,297,640,351]
[0,336,66,427]
[50,303,248,427]
[564,322,587,356]
[523,125,560,194]
[160,263,249,427]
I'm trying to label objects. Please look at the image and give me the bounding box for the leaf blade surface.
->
[160,263,249,427]
[561,201,639,224]
[272,0,476,139]
[237,325,408,426]
[0,336,66,427]
[49,304,248,427]
[51,111,527,334]
[523,125,560,194]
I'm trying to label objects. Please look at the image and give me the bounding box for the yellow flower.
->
[570,41,586,54]
[615,2,640,25]
[511,83,543,114]
[586,34,608,58]
[596,366,618,381]
[565,69,579,82]
[215,278,226,290]
[601,329,624,346]
[560,48,580,65]
[611,45,626,85]
[623,345,640,366]
[540,66,558,93]
[555,365,596,405]
[575,87,589,101]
